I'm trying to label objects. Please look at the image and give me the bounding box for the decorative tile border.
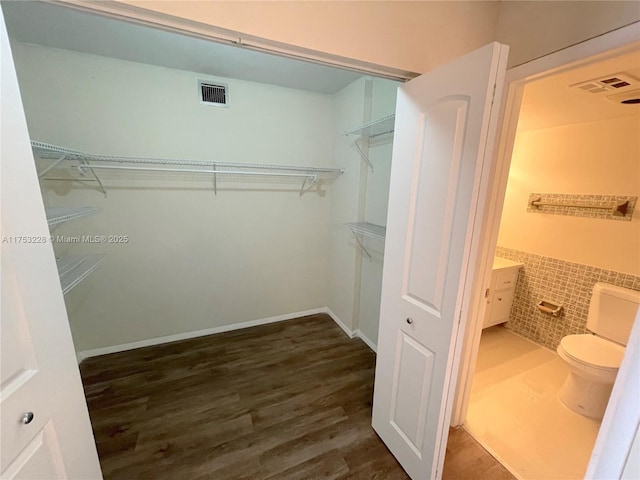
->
[495,246,640,350]
[527,193,636,221]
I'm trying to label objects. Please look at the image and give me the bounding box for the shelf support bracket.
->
[78,160,107,197]
[299,175,320,197]
[351,231,372,260]
[213,163,217,196]
[299,177,308,197]
[351,138,374,173]
[38,154,67,178]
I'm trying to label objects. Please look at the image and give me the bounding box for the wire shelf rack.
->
[345,222,386,240]
[345,222,386,259]
[32,141,343,196]
[343,115,395,172]
[56,254,107,295]
[343,114,396,137]
[46,207,101,227]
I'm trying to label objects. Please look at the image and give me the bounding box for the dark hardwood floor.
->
[442,428,515,480]
[80,314,512,479]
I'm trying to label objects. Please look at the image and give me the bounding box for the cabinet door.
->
[487,290,515,327]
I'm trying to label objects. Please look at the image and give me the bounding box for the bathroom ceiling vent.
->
[198,80,229,107]
[569,73,639,96]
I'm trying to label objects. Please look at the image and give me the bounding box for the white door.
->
[372,42,508,479]
[0,12,103,480]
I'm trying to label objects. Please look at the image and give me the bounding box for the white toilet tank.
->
[587,283,640,345]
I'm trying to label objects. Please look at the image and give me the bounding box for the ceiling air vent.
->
[198,80,229,107]
[569,73,639,96]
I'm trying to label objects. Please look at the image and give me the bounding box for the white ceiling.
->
[1,1,364,95]
[518,49,640,132]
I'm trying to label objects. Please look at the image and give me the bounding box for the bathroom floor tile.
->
[465,326,601,480]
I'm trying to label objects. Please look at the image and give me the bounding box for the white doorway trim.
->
[448,20,640,476]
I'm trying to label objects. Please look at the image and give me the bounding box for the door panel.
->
[1,261,44,471]
[2,423,67,480]
[405,97,470,314]
[372,42,508,480]
[389,332,435,455]
[0,11,102,479]
[0,274,38,390]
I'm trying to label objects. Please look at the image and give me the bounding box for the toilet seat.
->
[559,334,624,370]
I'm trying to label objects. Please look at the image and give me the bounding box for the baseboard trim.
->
[322,307,354,338]
[353,329,377,353]
[77,307,329,363]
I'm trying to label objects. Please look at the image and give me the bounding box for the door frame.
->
[449,20,640,475]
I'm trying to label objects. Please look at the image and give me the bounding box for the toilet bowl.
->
[557,334,624,418]
[556,283,640,420]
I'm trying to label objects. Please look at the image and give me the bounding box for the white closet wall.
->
[357,79,398,348]
[327,77,368,333]
[326,76,398,339]
[12,42,335,352]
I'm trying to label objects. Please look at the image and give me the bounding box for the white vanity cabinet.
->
[483,257,523,329]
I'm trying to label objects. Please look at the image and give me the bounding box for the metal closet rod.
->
[81,157,341,174]
[32,140,342,197]
[76,164,320,179]
[73,164,321,197]
[31,141,343,175]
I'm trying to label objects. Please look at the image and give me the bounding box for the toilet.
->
[557,282,640,419]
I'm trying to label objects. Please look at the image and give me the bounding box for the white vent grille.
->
[570,73,639,96]
[198,80,229,107]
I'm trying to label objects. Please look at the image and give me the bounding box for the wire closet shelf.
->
[344,222,386,259]
[45,206,101,227]
[343,114,396,137]
[343,114,395,172]
[56,254,107,295]
[31,141,344,196]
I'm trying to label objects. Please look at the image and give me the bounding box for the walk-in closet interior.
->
[3,1,399,358]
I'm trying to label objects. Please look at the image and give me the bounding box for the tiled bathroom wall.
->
[495,246,640,350]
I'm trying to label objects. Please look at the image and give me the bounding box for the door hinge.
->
[485,288,490,298]
[491,82,497,105]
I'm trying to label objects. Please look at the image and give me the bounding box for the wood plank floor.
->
[80,314,512,479]
[443,428,515,480]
